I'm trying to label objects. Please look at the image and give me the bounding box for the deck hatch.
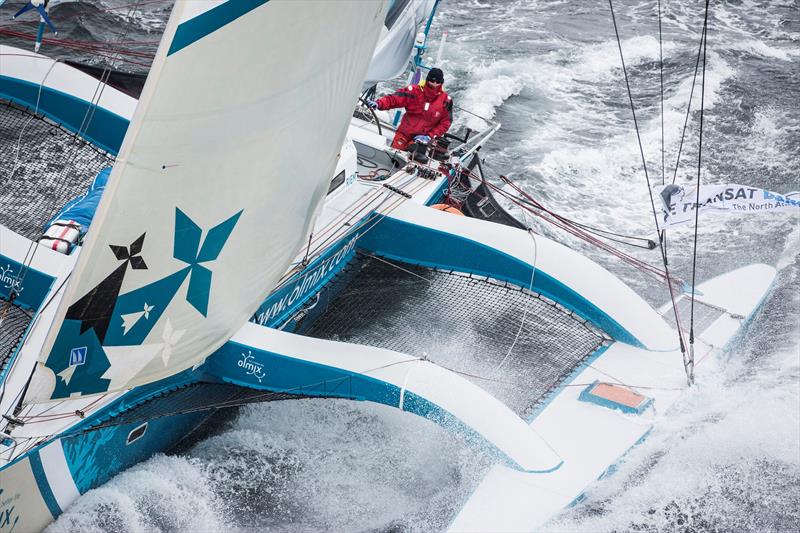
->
[578,380,653,414]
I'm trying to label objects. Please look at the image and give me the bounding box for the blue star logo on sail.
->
[42,208,242,399]
[173,207,242,317]
[103,208,242,345]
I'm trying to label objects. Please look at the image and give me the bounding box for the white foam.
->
[545,339,800,532]
[729,40,799,61]
[575,35,679,81]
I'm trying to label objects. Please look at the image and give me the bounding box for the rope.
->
[357,97,382,136]
[356,252,432,285]
[512,193,656,250]
[15,356,428,441]
[488,175,678,284]
[492,225,537,375]
[607,0,662,242]
[658,0,665,187]
[670,18,708,185]
[0,58,60,329]
[3,0,147,420]
[608,0,691,377]
[688,0,712,386]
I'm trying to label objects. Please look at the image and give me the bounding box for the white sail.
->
[364,0,435,87]
[25,0,388,403]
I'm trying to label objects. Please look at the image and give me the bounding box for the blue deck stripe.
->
[28,450,62,519]
[168,0,271,56]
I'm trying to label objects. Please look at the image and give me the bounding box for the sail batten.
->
[25,0,388,404]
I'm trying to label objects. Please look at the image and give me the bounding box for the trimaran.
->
[0,1,779,531]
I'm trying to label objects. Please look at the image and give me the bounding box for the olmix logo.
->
[238,350,266,383]
[0,487,20,533]
[0,264,23,295]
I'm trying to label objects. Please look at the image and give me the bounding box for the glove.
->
[365,99,379,110]
[414,135,431,144]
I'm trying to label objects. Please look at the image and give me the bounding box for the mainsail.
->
[25,0,388,403]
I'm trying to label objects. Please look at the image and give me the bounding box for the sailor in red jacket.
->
[368,68,453,151]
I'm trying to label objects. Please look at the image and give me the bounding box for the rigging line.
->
[608,0,690,365]
[511,194,656,249]
[671,19,707,185]
[452,104,494,125]
[6,0,144,299]
[658,0,665,187]
[0,272,71,418]
[296,165,418,253]
[491,222,538,376]
[356,251,432,285]
[306,170,413,247]
[273,177,418,292]
[17,394,106,422]
[607,0,662,240]
[302,171,429,260]
[559,381,686,392]
[490,175,665,263]
[1,58,60,315]
[523,377,682,428]
[485,177,674,282]
[688,0,712,386]
[46,0,145,222]
[22,357,427,442]
[473,172,654,247]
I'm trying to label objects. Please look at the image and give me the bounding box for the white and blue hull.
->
[0,42,778,532]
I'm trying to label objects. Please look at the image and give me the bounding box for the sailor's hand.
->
[414,135,431,144]
[365,99,379,110]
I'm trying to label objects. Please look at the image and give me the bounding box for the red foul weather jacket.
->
[376,83,453,150]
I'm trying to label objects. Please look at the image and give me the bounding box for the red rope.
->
[448,169,683,287]
[0,28,155,67]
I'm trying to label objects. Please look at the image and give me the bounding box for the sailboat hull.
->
[0,21,780,529]
[0,410,211,531]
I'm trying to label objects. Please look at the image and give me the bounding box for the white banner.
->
[655,184,800,229]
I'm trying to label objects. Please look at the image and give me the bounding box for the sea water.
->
[1,0,795,531]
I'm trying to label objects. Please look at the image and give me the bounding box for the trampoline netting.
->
[306,254,611,418]
[0,99,115,240]
[0,304,33,377]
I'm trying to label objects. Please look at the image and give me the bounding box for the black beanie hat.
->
[426,68,444,84]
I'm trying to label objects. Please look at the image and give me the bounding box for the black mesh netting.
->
[306,255,611,418]
[0,99,115,240]
[662,297,726,334]
[0,302,34,375]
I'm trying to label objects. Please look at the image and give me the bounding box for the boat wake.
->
[48,400,489,532]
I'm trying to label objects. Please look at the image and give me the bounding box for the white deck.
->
[449,263,776,532]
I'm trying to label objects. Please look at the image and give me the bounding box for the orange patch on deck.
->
[591,383,646,408]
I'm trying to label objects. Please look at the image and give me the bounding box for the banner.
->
[655,184,799,229]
